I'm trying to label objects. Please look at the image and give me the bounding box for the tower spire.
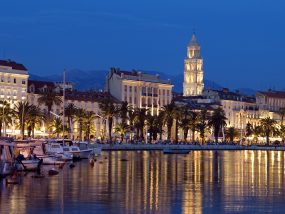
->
[189,32,199,46]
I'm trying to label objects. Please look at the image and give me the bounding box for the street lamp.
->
[0,103,4,137]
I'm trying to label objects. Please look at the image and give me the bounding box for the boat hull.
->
[37,156,65,165]
[163,149,190,154]
[0,162,14,177]
[16,160,41,171]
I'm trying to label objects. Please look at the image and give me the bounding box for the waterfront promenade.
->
[91,143,285,151]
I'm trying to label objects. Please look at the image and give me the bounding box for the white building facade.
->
[0,60,29,104]
[106,68,173,115]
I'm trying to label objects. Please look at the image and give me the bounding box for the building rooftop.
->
[110,68,172,85]
[0,59,27,71]
[257,90,285,99]
[204,88,256,103]
[66,91,119,103]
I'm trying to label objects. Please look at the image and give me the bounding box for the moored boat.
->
[0,141,15,177]
[163,148,190,154]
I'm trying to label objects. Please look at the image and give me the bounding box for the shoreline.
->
[91,144,285,151]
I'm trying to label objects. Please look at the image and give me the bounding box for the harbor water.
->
[1,150,285,214]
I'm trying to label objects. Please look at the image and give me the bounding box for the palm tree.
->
[127,106,135,140]
[114,123,130,142]
[161,102,176,140]
[38,89,62,117]
[173,107,182,142]
[83,110,98,141]
[197,109,210,144]
[118,101,130,125]
[146,113,161,142]
[26,105,43,138]
[245,122,253,137]
[208,107,227,143]
[252,125,263,144]
[178,106,191,141]
[133,108,148,140]
[260,117,276,145]
[277,107,285,126]
[75,108,86,141]
[225,127,238,142]
[0,100,14,137]
[65,103,77,138]
[13,101,31,139]
[189,111,199,142]
[99,98,118,141]
[49,117,64,138]
[279,125,285,145]
[156,112,164,141]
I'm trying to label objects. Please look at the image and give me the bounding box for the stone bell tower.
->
[183,33,204,96]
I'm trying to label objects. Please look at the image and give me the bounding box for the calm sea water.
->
[1,150,285,214]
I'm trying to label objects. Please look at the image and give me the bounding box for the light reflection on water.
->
[1,151,285,214]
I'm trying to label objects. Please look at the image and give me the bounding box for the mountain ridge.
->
[29,69,256,96]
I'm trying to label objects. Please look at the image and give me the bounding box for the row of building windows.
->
[124,85,171,96]
[0,77,26,84]
[124,95,170,106]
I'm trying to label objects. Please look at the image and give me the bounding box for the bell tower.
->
[183,33,204,96]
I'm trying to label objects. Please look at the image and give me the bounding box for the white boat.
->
[76,141,101,158]
[163,148,190,154]
[63,145,93,159]
[44,142,73,161]
[55,140,93,159]
[16,142,66,165]
[0,141,15,177]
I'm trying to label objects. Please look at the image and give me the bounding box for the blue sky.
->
[0,0,285,90]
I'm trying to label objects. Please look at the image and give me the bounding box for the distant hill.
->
[29,69,256,96]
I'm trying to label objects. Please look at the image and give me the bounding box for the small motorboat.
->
[63,145,93,159]
[163,148,190,154]
[16,158,42,171]
[44,142,73,161]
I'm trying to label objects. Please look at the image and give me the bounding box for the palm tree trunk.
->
[21,123,25,140]
[183,128,188,142]
[32,124,35,138]
[108,118,113,141]
[214,127,219,143]
[167,125,171,140]
[175,119,178,142]
[0,121,2,137]
[159,131,162,141]
[140,127,144,140]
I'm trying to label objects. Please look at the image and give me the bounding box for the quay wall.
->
[90,144,285,151]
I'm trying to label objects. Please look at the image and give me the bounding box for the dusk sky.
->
[0,0,285,90]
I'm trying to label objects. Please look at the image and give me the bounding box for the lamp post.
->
[21,103,25,139]
[0,102,4,137]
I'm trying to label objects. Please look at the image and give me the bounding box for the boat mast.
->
[63,70,66,144]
